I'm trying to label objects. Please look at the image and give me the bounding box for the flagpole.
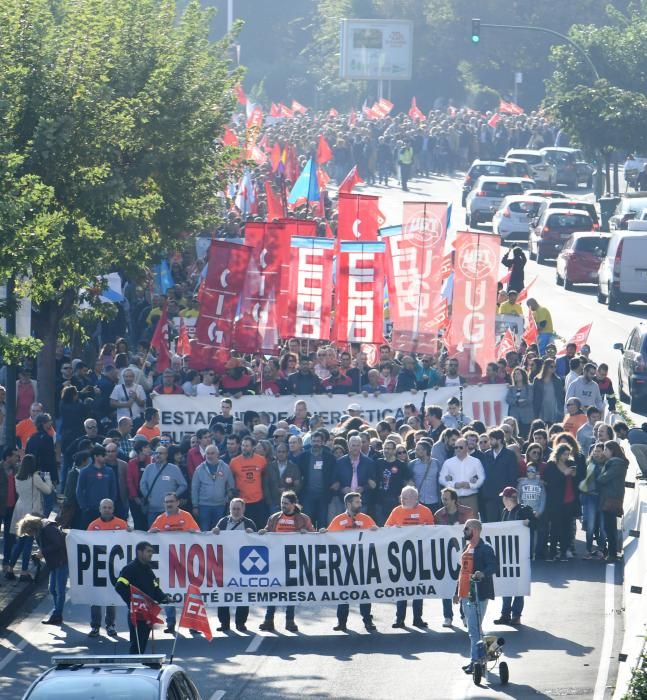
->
[135,620,142,654]
[169,626,180,664]
[151,625,155,653]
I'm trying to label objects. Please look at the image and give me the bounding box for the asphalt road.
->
[0,173,639,699]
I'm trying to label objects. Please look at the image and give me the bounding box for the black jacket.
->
[458,538,498,601]
[481,447,518,500]
[26,430,58,483]
[501,503,534,523]
[37,522,67,569]
[298,449,337,497]
[532,376,565,417]
[215,515,257,532]
[115,558,167,606]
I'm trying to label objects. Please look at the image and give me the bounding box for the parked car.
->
[528,209,595,263]
[597,230,647,310]
[533,198,600,228]
[524,189,569,199]
[556,232,609,289]
[614,322,647,412]
[492,195,544,241]
[608,193,647,231]
[539,147,594,188]
[505,149,558,186]
[465,176,530,227]
[462,160,508,205]
[504,158,535,181]
[22,654,202,700]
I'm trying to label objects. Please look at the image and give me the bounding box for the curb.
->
[0,563,46,630]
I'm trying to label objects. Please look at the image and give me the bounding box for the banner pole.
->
[135,618,142,654]
[170,626,180,664]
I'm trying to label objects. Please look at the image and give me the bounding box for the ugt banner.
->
[153,384,507,442]
[66,522,530,608]
[447,231,500,376]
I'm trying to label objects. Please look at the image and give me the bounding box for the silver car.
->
[506,149,557,187]
[465,176,530,227]
[492,195,544,240]
[22,654,202,700]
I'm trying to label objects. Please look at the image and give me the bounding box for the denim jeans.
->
[10,536,33,572]
[198,505,226,532]
[537,333,555,355]
[265,605,294,622]
[165,606,176,627]
[49,564,68,617]
[91,605,116,628]
[461,597,489,661]
[442,598,454,620]
[501,596,524,618]
[2,507,15,564]
[395,599,423,623]
[337,603,372,624]
[581,493,605,552]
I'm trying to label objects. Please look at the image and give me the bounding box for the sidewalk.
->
[0,534,44,629]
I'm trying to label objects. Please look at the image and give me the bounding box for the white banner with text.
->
[66,522,530,608]
[153,385,508,441]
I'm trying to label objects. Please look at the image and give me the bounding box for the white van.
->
[598,231,647,309]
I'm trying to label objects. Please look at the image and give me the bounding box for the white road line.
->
[208,691,226,700]
[0,637,28,675]
[593,563,616,700]
[245,634,263,653]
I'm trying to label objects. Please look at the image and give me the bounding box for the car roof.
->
[504,158,530,164]
[475,175,528,183]
[569,231,610,239]
[506,149,542,155]
[545,208,593,217]
[501,195,545,203]
[525,189,567,198]
[541,147,579,153]
[470,160,505,166]
[546,199,593,207]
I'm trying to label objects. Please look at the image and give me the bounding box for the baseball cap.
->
[499,486,518,498]
[346,403,362,412]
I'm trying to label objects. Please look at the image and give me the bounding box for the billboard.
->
[340,19,413,81]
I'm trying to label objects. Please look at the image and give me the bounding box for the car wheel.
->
[564,276,573,291]
[537,250,546,265]
[465,213,471,226]
[529,241,537,261]
[597,288,606,304]
[608,287,622,310]
[586,175,593,188]
[556,269,563,285]
[630,392,645,413]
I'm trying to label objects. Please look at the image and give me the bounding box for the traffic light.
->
[471,18,481,43]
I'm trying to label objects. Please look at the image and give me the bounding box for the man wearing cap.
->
[494,487,533,626]
[346,403,363,418]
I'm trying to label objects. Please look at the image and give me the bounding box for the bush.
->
[623,644,647,699]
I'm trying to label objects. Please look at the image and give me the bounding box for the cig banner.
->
[66,522,530,608]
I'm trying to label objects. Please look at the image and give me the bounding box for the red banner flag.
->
[337,192,380,242]
[409,97,426,121]
[270,143,282,172]
[223,126,239,146]
[194,241,251,356]
[383,202,449,352]
[496,328,517,360]
[292,100,308,114]
[317,134,333,164]
[487,113,501,128]
[522,311,539,346]
[129,585,163,626]
[278,103,294,119]
[339,165,363,194]
[179,584,213,641]
[176,317,191,356]
[281,237,335,340]
[335,240,386,344]
[447,231,501,377]
[150,303,171,372]
[285,144,299,183]
[516,276,537,302]
[233,222,287,353]
[264,181,283,221]
[557,323,593,356]
[440,252,453,279]
[234,84,247,105]
[378,98,394,115]
[329,107,339,117]
[499,99,524,115]
[246,105,263,130]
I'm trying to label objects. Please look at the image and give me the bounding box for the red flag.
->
[499,100,524,115]
[339,165,363,194]
[557,323,592,356]
[285,144,299,183]
[278,103,294,118]
[378,98,394,115]
[383,202,449,352]
[270,143,282,172]
[329,107,339,117]
[446,231,501,378]
[317,134,333,164]
[245,143,267,165]
[335,240,386,344]
[129,585,163,626]
[179,584,213,641]
[150,303,171,372]
[499,270,512,285]
[176,317,191,356]
[337,193,380,242]
[348,111,356,126]
[408,97,426,121]
[440,252,453,279]
[269,103,281,117]
[496,328,517,360]
[223,126,239,146]
[194,241,251,355]
[487,113,501,128]
[516,276,537,302]
[246,105,263,130]
[523,312,539,346]
[291,100,308,114]
[265,181,283,221]
[234,84,247,105]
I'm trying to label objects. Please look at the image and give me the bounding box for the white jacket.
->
[438,455,485,497]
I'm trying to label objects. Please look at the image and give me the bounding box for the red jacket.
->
[186,446,205,479]
[127,456,151,499]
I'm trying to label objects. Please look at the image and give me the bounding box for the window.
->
[509,201,540,215]
[574,238,609,254]
[549,214,592,229]
[482,182,524,195]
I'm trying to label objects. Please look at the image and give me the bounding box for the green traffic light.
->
[471,18,480,44]
[471,35,480,43]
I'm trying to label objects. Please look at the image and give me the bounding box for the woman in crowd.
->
[6,455,53,581]
[544,443,579,561]
[532,359,564,425]
[597,441,629,562]
[279,353,298,380]
[579,442,607,560]
[506,368,534,438]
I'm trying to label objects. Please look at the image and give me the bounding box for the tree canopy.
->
[0,0,240,408]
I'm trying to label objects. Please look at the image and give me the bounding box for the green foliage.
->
[622,643,647,699]
[0,334,43,364]
[468,86,501,114]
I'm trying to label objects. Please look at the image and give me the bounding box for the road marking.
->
[593,563,616,700]
[0,637,28,675]
[208,691,226,700]
[245,634,263,653]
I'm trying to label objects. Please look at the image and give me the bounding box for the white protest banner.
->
[153,385,508,441]
[66,522,529,608]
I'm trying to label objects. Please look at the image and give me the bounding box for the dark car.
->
[614,322,647,412]
[462,160,507,205]
[609,193,647,231]
[534,199,599,228]
[556,233,609,289]
[529,209,595,263]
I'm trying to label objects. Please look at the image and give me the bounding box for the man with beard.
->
[297,431,337,528]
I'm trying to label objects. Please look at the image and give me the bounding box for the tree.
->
[0,0,240,411]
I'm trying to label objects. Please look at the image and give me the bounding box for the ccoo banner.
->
[153,385,508,442]
[66,522,530,608]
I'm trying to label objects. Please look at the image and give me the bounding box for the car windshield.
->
[550,202,597,220]
[472,164,506,177]
[509,201,541,215]
[574,238,609,253]
[548,214,592,228]
[482,182,524,195]
[27,675,159,700]
[516,154,542,165]
[546,151,575,164]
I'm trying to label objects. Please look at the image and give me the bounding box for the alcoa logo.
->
[239,546,269,575]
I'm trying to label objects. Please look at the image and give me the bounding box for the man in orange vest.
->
[385,485,435,629]
[325,492,378,632]
[87,498,129,638]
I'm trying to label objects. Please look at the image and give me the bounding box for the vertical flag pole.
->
[170,627,180,664]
